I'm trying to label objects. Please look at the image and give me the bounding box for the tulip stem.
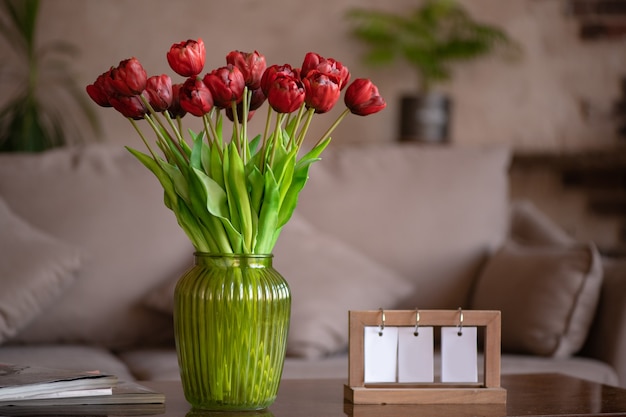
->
[295,107,315,149]
[230,101,242,156]
[163,110,187,150]
[259,105,273,172]
[241,88,251,164]
[314,108,350,148]
[203,111,223,157]
[140,95,188,163]
[129,118,160,164]
[269,112,284,167]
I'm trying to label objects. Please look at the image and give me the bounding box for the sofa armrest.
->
[582,256,626,387]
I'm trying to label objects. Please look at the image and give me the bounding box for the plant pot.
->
[399,93,452,143]
[174,253,291,411]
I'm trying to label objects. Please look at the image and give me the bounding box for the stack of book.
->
[0,363,165,415]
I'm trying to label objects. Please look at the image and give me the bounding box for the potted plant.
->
[0,0,101,152]
[346,0,520,143]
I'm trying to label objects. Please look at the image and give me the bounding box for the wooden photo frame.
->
[344,309,507,404]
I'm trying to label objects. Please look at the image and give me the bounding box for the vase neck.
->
[193,253,273,268]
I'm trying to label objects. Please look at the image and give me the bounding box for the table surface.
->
[139,373,626,417]
[1,373,624,417]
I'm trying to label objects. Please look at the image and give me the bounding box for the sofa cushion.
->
[0,145,194,349]
[274,214,413,358]
[296,144,511,309]
[510,200,575,246]
[143,213,414,358]
[471,239,603,357]
[0,345,136,382]
[0,197,82,343]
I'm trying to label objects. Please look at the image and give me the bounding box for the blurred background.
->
[1,0,626,253]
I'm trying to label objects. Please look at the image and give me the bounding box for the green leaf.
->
[190,167,240,253]
[160,161,191,205]
[210,142,225,189]
[278,136,332,228]
[255,168,281,254]
[190,134,204,170]
[226,142,254,253]
[125,147,213,252]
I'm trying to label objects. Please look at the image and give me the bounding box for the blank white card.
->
[441,326,478,383]
[364,326,398,383]
[398,326,434,383]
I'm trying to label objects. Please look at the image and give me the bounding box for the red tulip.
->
[266,74,305,114]
[145,74,173,112]
[109,94,147,119]
[224,87,265,123]
[302,70,341,114]
[179,77,213,117]
[86,70,113,107]
[260,64,299,96]
[167,83,187,119]
[106,57,147,97]
[248,87,266,111]
[226,107,255,122]
[301,52,350,90]
[226,50,267,90]
[344,78,386,116]
[203,65,245,109]
[167,38,206,77]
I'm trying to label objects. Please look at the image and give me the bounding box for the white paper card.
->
[441,326,478,383]
[397,326,434,383]
[364,326,398,383]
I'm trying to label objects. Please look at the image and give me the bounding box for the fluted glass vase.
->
[174,253,291,411]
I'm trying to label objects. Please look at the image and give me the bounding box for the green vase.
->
[174,253,291,411]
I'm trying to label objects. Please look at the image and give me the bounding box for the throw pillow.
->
[470,239,603,357]
[295,144,512,309]
[0,197,82,343]
[143,213,414,359]
[0,145,194,349]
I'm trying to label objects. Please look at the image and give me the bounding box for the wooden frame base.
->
[344,385,507,405]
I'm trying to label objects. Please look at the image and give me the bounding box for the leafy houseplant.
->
[0,0,100,152]
[86,39,385,410]
[346,0,520,142]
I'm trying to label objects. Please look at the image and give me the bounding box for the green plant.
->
[0,0,101,152]
[346,0,520,93]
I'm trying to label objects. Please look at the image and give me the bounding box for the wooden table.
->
[140,373,626,417]
[1,373,621,416]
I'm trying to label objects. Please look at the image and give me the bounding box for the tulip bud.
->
[226,107,255,123]
[145,74,173,112]
[248,87,266,111]
[109,94,147,119]
[168,83,187,119]
[266,74,305,114]
[301,52,350,90]
[106,57,147,97]
[167,39,206,77]
[260,64,299,96]
[303,70,341,114]
[86,70,113,107]
[203,65,245,109]
[226,50,267,90]
[344,78,386,116]
[179,77,213,117]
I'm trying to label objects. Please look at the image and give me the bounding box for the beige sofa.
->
[0,143,624,387]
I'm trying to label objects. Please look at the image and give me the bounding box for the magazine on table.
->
[0,364,118,401]
[0,380,165,406]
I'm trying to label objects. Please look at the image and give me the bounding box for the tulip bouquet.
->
[87,39,385,255]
